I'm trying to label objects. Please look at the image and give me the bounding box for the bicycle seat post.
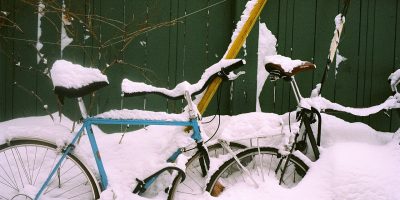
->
[289,77,303,105]
[77,97,88,119]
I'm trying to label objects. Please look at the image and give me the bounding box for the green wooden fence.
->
[0,0,399,132]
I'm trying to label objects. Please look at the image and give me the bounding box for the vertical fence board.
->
[146,0,173,112]
[291,0,316,99]
[331,0,361,123]
[391,0,400,132]
[368,0,397,131]
[11,1,38,118]
[0,0,398,133]
[206,0,234,116]
[259,0,280,113]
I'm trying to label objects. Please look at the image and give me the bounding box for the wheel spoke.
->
[0,140,98,200]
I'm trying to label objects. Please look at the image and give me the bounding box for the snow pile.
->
[256,23,277,112]
[300,95,400,117]
[335,49,347,78]
[0,111,398,200]
[122,59,241,97]
[50,60,109,89]
[36,0,45,64]
[389,68,400,93]
[95,109,189,121]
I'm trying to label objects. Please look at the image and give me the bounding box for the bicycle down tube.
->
[34,117,204,200]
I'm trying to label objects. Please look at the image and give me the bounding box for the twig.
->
[0,16,24,32]
[13,81,54,121]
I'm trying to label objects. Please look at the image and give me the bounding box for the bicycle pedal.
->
[133,178,145,194]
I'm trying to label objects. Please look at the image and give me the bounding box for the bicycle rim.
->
[167,142,246,200]
[0,139,100,200]
[206,147,308,197]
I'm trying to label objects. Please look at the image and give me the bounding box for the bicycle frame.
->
[34,115,203,200]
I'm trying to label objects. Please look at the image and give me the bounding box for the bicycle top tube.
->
[95,109,190,122]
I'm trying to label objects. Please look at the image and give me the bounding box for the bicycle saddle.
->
[264,55,315,80]
[51,60,109,98]
[122,59,244,100]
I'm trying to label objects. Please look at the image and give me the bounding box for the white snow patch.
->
[95,109,189,121]
[122,59,241,97]
[0,108,399,200]
[36,1,45,64]
[335,49,347,78]
[300,95,400,116]
[50,60,108,89]
[256,22,277,112]
[388,68,400,93]
[60,1,73,54]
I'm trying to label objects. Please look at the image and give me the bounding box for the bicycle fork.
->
[219,140,259,188]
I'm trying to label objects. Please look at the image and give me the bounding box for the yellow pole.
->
[197,0,267,114]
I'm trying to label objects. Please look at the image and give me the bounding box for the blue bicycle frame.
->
[34,116,203,200]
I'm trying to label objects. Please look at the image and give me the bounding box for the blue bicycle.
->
[0,59,244,200]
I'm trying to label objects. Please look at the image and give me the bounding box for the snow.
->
[60,1,73,54]
[389,69,400,93]
[0,109,399,200]
[36,0,45,64]
[50,60,109,89]
[335,14,345,30]
[335,49,347,78]
[122,59,241,97]
[95,109,189,121]
[299,95,400,117]
[256,23,277,112]
[264,55,308,73]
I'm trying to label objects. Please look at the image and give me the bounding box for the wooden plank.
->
[258,0,280,113]
[206,0,235,116]
[390,0,400,132]
[145,0,173,112]
[11,0,38,118]
[368,0,397,131]
[291,0,317,99]
[312,0,339,100]
[196,0,267,115]
[166,0,179,113]
[331,0,361,123]
[1,0,16,120]
[355,0,370,124]
[33,0,60,119]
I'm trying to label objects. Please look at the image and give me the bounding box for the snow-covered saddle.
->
[50,60,109,98]
[264,55,315,80]
[122,59,244,99]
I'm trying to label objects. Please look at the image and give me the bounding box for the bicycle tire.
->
[167,142,246,200]
[206,147,308,197]
[0,139,100,200]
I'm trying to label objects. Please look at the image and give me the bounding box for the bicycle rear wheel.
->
[206,147,308,197]
[167,142,246,200]
[0,139,100,200]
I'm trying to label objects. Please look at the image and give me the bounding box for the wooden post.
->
[197,0,268,114]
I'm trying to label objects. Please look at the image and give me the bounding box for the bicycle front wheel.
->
[0,139,100,200]
[206,147,308,197]
[167,142,246,200]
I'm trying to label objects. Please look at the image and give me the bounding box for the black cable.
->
[184,81,223,152]
[203,81,223,144]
